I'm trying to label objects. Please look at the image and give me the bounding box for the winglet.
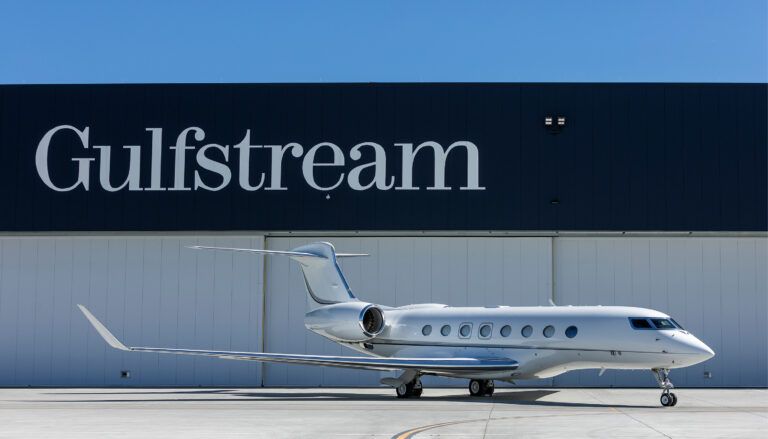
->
[77,305,130,351]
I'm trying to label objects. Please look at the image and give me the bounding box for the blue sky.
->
[1,0,765,83]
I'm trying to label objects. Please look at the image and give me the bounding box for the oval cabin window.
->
[440,325,451,336]
[500,325,511,337]
[459,324,472,338]
[422,325,432,336]
[543,325,555,338]
[479,324,492,338]
[521,325,533,338]
[565,326,578,338]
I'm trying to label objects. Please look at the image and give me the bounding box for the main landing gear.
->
[468,379,494,397]
[652,368,677,407]
[395,377,423,398]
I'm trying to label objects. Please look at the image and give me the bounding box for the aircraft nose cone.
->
[698,341,715,359]
[682,335,715,363]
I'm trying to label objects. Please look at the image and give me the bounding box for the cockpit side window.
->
[671,319,685,330]
[651,318,676,330]
[630,318,652,329]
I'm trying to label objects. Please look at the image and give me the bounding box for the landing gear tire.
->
[411,378,423,398]
[396,378,423,398]
[660,390,678,407]
[485,380,495,396]
[469,380,494,397]
[396,383,408,398]
[469,379,483,396]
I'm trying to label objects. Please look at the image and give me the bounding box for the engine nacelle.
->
[304,302,385,342]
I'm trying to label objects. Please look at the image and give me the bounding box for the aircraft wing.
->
[78,305,517,373]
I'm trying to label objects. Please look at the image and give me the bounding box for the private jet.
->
[78,242,715,406]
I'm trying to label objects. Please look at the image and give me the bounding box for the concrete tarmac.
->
[0,388,765,438]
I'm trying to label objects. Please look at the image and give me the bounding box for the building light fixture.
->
[545,115,566,134]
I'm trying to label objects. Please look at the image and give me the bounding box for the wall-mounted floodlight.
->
[545,115,566,134]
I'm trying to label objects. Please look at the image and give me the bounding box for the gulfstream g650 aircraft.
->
[78,242,714,406]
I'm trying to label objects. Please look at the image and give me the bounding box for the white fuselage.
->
[317,304,714,380]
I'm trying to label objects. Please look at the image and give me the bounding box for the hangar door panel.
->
[553,237,767,388]
[0,235,265,387]
[263,237,552,387]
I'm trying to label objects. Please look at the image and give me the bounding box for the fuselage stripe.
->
[365,340,686,355]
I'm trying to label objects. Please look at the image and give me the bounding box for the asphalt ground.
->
[0,388,765,438]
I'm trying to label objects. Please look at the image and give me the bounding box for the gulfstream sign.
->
[35,125,485,193]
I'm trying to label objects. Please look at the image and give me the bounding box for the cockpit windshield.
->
[630,318,652,329]
[651,318,676,330]
[629,317,683,330]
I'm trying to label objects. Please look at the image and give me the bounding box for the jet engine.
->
[304,302,386,342]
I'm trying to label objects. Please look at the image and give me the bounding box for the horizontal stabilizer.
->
[77,305,517,373]
[187,246,324,258]
[190,242,362,310]
[187,246,368,258]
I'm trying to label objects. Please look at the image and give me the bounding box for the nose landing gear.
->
[652,368,677,407]
[468,379,494,397]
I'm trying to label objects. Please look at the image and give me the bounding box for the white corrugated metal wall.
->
[0,235,265,387]
[0,235,765,387]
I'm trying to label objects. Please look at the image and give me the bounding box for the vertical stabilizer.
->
[287,242,358,311]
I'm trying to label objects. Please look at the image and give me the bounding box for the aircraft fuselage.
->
[329,304,714,380]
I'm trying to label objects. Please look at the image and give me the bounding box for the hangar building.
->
[0,83,765,388]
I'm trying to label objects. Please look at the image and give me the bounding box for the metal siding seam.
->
[260,236,268,387]
[551,237,556,306]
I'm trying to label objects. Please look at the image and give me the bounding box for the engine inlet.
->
[360,306,385,337]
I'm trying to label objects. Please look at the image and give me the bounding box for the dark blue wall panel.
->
[0,83,765,232]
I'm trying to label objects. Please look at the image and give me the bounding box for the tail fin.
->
[189,242,365,310]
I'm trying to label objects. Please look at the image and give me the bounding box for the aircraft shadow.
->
[42,389,233,396]
[37,389,656,408]
[230,389,560,403]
